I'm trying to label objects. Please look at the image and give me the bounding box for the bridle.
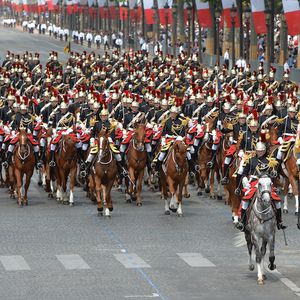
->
[97,136,112,164]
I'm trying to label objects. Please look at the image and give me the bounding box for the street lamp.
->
[186,2,192,57]
[215,7,221,65]
[172,2,177,57]
[134,2,138,51]
[230,3,237,68]
[244,5,251,61]
[164,1,169,56]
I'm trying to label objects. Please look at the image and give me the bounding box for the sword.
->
[298,171,300,230]
[282,228,288,246]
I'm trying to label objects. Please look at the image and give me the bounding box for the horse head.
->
[133,123,146,152]
[61,132,77,155]
[173,140,187,171]
[18,130,30,159]
[97,129,110,159]
[257,175,273,207]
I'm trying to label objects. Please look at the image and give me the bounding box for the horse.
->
[125,123,147,206]
[55,132,78,206]
[268,125,299,215]
[160,139,188,216]
[11,130,35,207]
[196,119,222,199]
[244,175,277,285]
[88,130,118,217]
[220,132,242,224]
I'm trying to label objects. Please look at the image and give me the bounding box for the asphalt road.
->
[0,25,300,300]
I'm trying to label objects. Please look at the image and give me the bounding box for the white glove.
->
[242,177,250,188]
[238,150,244,159]
[217,120,222,130]
[90,137,95,146]
[229,136,234,144]
[278,137,283,145]
[188,119,193,128]
[161,137,166,146]
[108,137,113,143]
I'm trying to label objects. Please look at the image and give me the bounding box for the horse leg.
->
[289,176,299,214]
[209,170,215,198]
[260,239,267,280]
[136,170,144,207]
[105,180,114,216]
[160,174,170,215]
[37,169,42,186]
[125,170,132,203]
[177,181,184,217]
[14,169,22,207]
[253,235,264,285]
[167,177,177,212]
[69,166,77,206]
[95,177,103,215]
[23,170,33,206]
[183,175,190,198]
[268,233,276,271]
[245,231,254,271]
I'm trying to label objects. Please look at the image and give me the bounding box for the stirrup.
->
[2,161,8,168]
[195,165,200,172]
[207,161,214,169]
[189,171,195,178]
[37,162,43,170]
[49,161,56,167]
[80,170,87,177]
[221,177,229,185]
[235,222,244,231]
[121,168,128,177]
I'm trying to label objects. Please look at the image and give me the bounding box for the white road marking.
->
[269,269,300,295]
[114,253,151,269]
[177,253,216,267]
[124,293,160,298]
[0,255,31,271]
[56,254,90,270]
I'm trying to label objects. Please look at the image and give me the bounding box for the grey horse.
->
[245,175,277,285]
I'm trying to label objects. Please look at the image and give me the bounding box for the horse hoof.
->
[105,214,111,218]
[38,181,42,186]
[295,211,299,216]
[137,203,142,207]
[263,274,267,280]
[197,191,202,196]
[268,263,276,270]
[217,195,222,200]
[98,212,103,216]
[177,213,183,217]
[126,199,132,203]
[249,264,255,271]
[169,207,177,213]
[184,193,190,198]
[97,207,103,212]
[165,210,170,215]
[283,209,288,214]
[205,188,210,194]
[69,203,74,207]
[257,279,264,285]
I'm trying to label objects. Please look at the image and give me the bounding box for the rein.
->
[97,148,113,164]
[17,143,30,161]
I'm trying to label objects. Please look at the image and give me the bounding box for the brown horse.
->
[55,133,77,206]
[196,119,222,199]
[220,132,242,223]
[160,139,188,216]
[89,130,118,217]
[125,123,147,206]
[11,130,35,207]
[268,125,299,215]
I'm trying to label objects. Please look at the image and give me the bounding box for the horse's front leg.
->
[105,180,114,217]
[128,167,136,202]
[167,176,177,212]
[177,179,184,217]
[136,169,144,207]
[69,164,77,206]
[23,169,34,206]
[209,170,215,198]
[183,174,190,198]
[245,231,254,271]
[252,235,264,285]
[14,169,22,207]
[95,176,103,215]
[268,232,276,271]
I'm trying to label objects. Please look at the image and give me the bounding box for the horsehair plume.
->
[243,102,249,115]
[260,130,267,143]
[22,96,28,105]
[175,97,183,107]
[63,94,68,104]
[15,95,21,104]
[165,92,171,99]
[252,109,258,121]
[268,96,273,105]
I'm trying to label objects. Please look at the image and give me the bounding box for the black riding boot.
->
[236,208,247,231]
[155,160,163,175]
[207,150,217,169]
[77,148,85,169]
[116,160,128,178]
[221,163,230,185]
[34,152,42,169]
[276,208,287,230]
[188,159,196,177]
[234,174,242,195]
[3,151,12,168]
[40,146,45,163]
[49,150,56,167]
[146,152,152,171]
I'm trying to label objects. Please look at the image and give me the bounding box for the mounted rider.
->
[236,142,286,231]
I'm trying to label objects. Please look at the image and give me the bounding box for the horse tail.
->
[233,232,247,247]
